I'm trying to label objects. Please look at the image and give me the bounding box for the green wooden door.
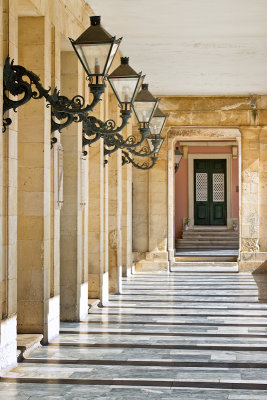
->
[194,159,227,226]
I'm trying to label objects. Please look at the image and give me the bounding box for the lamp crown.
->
[121,57,129,65]
[142,83,149,90]
[153,106,167,118]
[90,16,101,26]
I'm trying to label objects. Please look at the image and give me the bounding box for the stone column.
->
[60,51,88,321]
[167,136,175,265]
[48,24,61,339]
[121,163,133,277]
[259,128,267,252]
[147,141,169,270]
[87,98,108,305]
[121,119,133,277]
[133,139,169,272]
[108,95,122,294]
[239,128,261,271]
[0,0,18,370]
[132,163,149,267]
[17,16,59,341]
[104,144,109,288]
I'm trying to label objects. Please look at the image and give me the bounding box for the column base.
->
[0,316,17,372]
[134,251,169,273]
[80,282,89,320]
[101,272,109,306]
[239,252,267,302]
[239,251,267,272]
[168,248,175,265]
[46,295,60,343]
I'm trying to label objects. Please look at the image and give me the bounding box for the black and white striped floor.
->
[1,272,267,399]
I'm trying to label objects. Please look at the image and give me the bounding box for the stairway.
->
[175,226,239,269]
[176,226,239,252]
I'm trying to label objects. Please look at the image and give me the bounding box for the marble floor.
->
[1,272,267,399]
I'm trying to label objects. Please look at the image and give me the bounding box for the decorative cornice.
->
[167,126,241,140]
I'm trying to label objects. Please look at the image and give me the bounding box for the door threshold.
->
[191,225,228,230]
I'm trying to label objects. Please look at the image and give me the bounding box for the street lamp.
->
[149,106,168,135]
[3,15,122,134]
[147,136,164,154]
[133,84,159,126]
[70,16,122,81]
[108,57,144,108]
[175,146,183,173]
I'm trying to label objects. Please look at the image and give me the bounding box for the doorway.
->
[194,159,226,225]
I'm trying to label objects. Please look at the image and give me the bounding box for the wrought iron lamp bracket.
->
[2,57,105,133]
[103,126,149,156]
[81,108,132,154]
[122,150,158,170]
[128,137,164,158]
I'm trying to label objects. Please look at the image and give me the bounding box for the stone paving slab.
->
[1,271,267,398]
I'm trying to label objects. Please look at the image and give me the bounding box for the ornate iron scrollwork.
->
[122,150,158,170]
[103,127,149,156]
[127,137,164,158]
[82,108,132,151]
[2,57,105,133]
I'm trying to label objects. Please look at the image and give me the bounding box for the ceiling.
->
[87,0,267,96]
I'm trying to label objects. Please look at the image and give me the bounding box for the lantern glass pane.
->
[109,77,140,103]
[147,138,154,152]
[150,116,165,135]
[175,154,182,164]
[134,101,156,123]
[147,138,163,152]
[105,42,120,74]
[134,75,145,101]
[74,43,113,76]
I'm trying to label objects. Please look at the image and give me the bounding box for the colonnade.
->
[0,0,161,371]
[2,0,267,374]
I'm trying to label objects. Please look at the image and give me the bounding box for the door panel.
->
[194,159,226,226]
[197,205,208,220]
[194,160,209,225]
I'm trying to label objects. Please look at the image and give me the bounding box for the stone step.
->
[176,245,239,250]
[175,256,238,262]
[171,262,238,272]
[176,245,239,249]
[4,365,267,390]
[17,334,43,362]
[177,239,239,244]
[187,226,228,231]
[182,234,239,239]
[183,231,238,235]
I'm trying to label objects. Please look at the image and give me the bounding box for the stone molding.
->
[167,127,241,139]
